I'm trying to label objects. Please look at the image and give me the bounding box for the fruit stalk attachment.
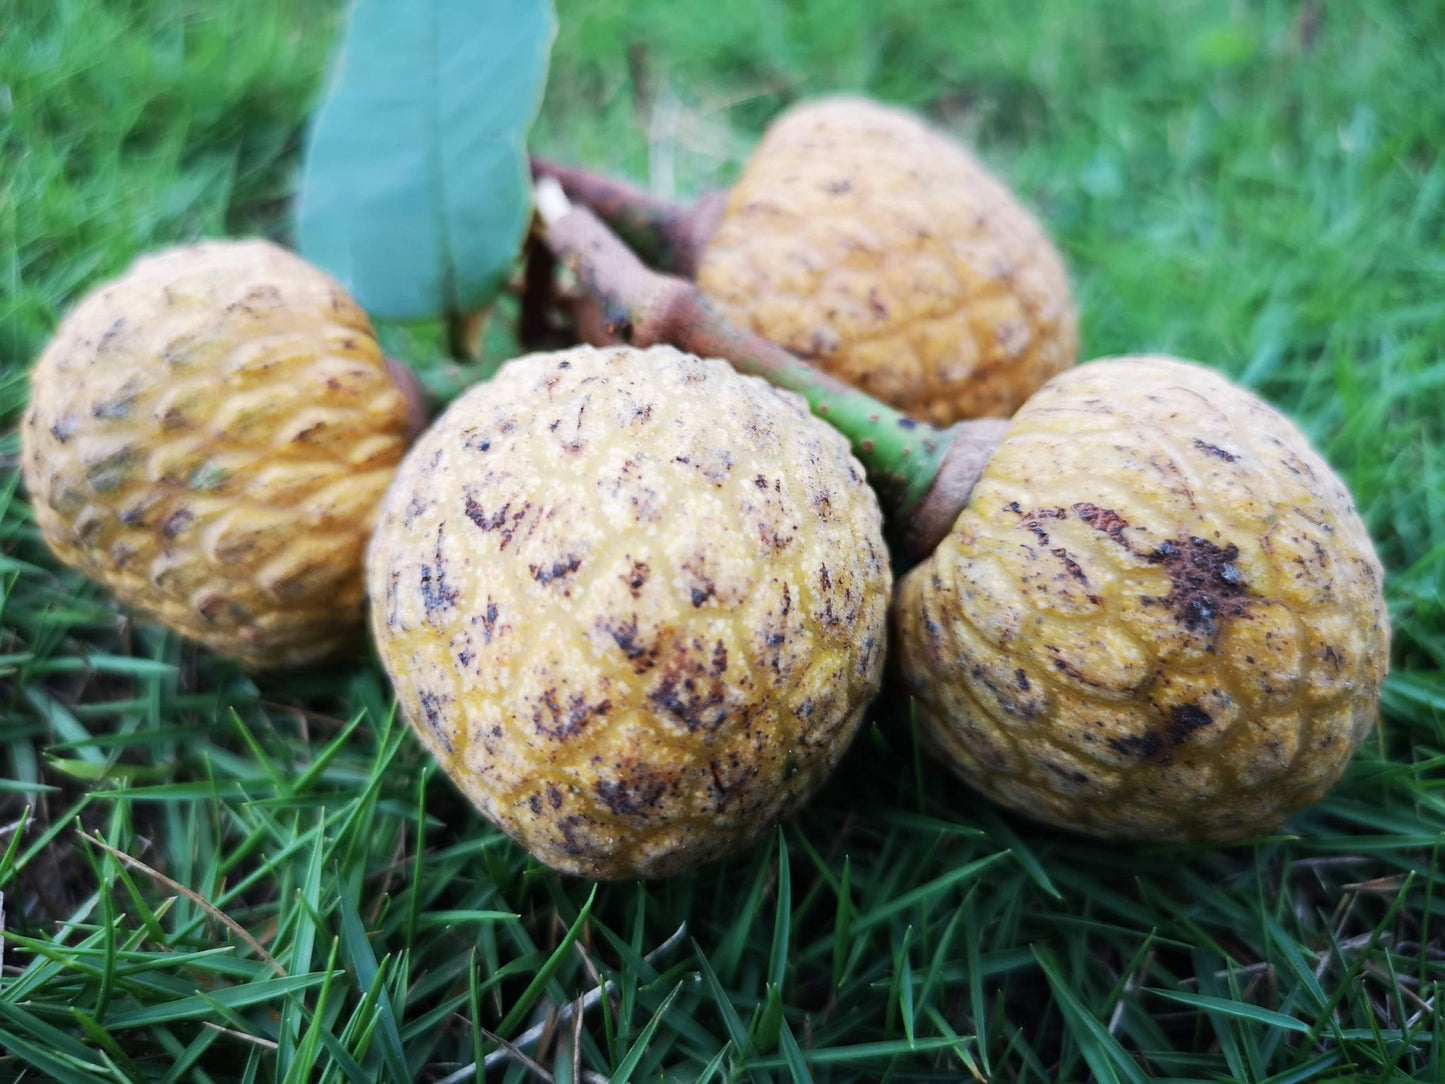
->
[533,178,1004,560]
[531,158,722,276]
[447,309,487,363]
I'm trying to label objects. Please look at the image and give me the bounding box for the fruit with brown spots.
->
[895,357,1390,841]
[366,344,890,879]
[539,96,1078,425]
[21,239,419,669]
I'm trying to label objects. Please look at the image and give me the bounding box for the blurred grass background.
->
[2,0,1443,1079]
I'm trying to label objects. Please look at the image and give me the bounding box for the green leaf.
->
[692,940,751,1061]
[0,1021,107,1083]
[103,973,335,1028]
[495,885,596,1038]
[767,831,790,992]
[297,0,555,321]
[336,879,409,1082]
[1034,946,1152,1084]
[777,1020,812,1084]
[756,982,784,1053]
[746,1036,968,1068]
[610,982,682,1084]
[1152,990,1311,1033]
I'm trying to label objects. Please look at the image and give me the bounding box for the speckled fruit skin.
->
[695,97,1077,426]
[367,345,891,879]
[21,240,415,669]
[896,356,1389,841]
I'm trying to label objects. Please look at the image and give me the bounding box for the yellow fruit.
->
[21,239,415,669]
[368,345,891,879]
[895,357,1389,841]
[696,97,1077,426]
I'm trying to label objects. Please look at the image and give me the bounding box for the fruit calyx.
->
[534,178,1002,560]
[383,357,432,441]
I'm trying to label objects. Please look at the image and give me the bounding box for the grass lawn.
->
[3,0,1443,1079]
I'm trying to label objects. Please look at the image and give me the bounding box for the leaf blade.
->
[297,0,555,321]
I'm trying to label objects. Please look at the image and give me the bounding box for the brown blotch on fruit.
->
[1148,535,1249,637]
[1073,502,1130,545]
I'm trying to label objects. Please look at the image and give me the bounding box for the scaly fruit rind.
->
[367,345,892,879]
[896,356,1389,841]
[22,239,414,669]
[697,96,1078,426]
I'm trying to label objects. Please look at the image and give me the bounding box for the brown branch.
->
[531,157,725,276]
[532,178,1003,560]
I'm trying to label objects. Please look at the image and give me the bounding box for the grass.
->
[2,0,1443,1079]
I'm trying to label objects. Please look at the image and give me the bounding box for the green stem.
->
[447,308,486,364]
[648,284,953,517]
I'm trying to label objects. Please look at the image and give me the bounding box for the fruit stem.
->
[447,309,487,363]
[534,178,1002,559]
[387,357,483,421]
[530,157,723,277]
[384,357,431,440]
